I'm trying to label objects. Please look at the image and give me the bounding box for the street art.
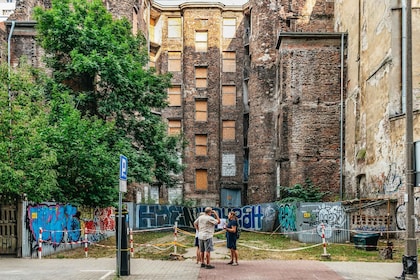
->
[136,204,265,230]
[27,204,80,246]
[396,198,420,231]
[277,204,297,231]
[384,163,402,194]
[27,204,115,254]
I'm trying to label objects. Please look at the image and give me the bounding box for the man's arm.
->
[212,210,220,224]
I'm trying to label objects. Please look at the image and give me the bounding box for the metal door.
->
[0,202,17,255]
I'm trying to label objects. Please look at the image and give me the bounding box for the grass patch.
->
[46,229,406,263]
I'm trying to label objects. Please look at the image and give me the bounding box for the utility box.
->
[353,233,380,251]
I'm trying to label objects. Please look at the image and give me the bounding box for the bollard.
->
[116,209,130,276]
[174,221,178,255]
[130,228,134,258]
[321,223,331,259]
[84,227,88,258]
[38,227,43,259]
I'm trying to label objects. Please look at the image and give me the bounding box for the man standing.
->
[194,207,220,269]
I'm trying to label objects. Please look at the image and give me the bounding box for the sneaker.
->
[205,265,215,269]
[231,263,238,266]
[227,261,233,265]
[201,263,206,268]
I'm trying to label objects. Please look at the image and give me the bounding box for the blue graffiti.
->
[28,204,81,245]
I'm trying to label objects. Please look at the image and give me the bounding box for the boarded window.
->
[168,86,181,106]
[222,85,236,106]
[195,134,207,156]
[223,51,236,72]
[168,51,181,72]
[168,120,181,135]
[195,67,208,88]
[223,120,235,140]
[195,100,207,122]
[195,31,208,52]
[168,17,181,38]
[223,18,236,38]
[196,169,208,190]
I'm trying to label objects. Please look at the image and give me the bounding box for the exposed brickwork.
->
[3,0,342,206]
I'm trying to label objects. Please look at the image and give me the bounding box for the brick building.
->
[3,0,345,207]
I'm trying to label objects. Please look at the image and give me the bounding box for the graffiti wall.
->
[25,203,115,258]
[135,202,349,243]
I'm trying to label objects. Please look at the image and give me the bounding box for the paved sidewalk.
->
[0,257,404,280]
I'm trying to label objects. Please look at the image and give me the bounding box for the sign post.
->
[117,155,128,276]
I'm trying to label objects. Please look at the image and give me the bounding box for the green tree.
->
[46,87,124,207]
[278,179,330,203]
[0,62,58,202]
[34,0,183,189]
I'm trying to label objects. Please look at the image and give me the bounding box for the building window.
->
[222,154,236,176]
[168,17,181,38]
[195,134,207,156]
[223,18,236,38]
[195,100,207,122]
[195,169,208,191]
[222,85,236,106]
[168,120,181,135]
[195,67,208,88]
[222,51,236,72]
[168,86,181,106]
[195,31,208,52]
[222,120,235,140]
[168,51,181,72]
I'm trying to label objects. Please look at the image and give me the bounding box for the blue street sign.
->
[119,155,128,180]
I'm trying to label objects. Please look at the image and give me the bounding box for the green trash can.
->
[353,233,380,251]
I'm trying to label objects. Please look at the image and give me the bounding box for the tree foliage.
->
[34,0,183,188]
[278,179,330,203]
[0,62,58,202]
[0,61,123,206]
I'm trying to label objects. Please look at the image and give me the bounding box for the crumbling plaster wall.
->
[335,0,420,200]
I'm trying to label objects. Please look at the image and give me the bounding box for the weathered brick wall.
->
[246,0,337,203]
[278,37,342,197]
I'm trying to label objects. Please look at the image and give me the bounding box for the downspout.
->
[7,20,16,163]
[340,32,344,201]
[8,20,16,114]
[402,0,406,113]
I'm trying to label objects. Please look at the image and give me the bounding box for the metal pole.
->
[117,191,122,277]
[404,0,417,278]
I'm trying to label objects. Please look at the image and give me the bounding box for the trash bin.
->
[353,233,380,251]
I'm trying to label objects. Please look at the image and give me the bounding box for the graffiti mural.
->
[26,204,116,256]
[396,197,420,231]
[384,163,403,194]
[277,203,297,231]
[136,204,265,231]
[27,204,80,246]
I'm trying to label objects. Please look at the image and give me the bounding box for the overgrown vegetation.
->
[0,0,184,206]
[278,179,330,203]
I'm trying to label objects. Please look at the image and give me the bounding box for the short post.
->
[174,221,178,255]
[321,223,331,259]
[38,227,43,259]
[64,229,68,248]
[84,227,88,258]
[130,228,134,257]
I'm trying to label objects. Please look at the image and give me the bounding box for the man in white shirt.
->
[194,207,220,269]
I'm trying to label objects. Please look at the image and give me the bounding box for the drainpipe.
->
[8,20,16,113]
[339,32,344,201]
[7,20,16,163]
